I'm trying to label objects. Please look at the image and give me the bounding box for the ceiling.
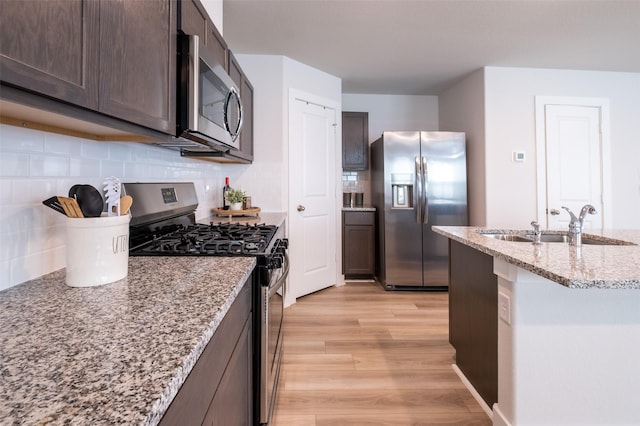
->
[222,0,640,95]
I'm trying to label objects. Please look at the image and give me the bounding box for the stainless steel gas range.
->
[123,182,287,425]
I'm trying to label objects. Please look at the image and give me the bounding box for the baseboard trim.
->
[451,364,493,419]
[492,404,512,426]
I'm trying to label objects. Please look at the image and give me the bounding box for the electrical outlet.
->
[498,292,511,325]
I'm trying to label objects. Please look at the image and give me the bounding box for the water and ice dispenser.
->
[391,174,413,208]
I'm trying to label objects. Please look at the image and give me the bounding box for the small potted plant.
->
[225,188,246,210]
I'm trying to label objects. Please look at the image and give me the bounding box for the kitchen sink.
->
[477,231,634,246]
[537,234,570,243]
[537,233,632,245]
[579,237,633,245]
[483,234,532,242]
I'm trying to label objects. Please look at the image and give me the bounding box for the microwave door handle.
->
[422,156,428,224]
[224,87,243,141]
[415,156,422,223]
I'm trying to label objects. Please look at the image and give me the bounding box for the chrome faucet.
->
[530,220,542,245]
[562,205,597,246]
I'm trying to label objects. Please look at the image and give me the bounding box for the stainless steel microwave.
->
[175,34,242,151]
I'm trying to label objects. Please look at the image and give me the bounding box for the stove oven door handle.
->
[268,253,289,298]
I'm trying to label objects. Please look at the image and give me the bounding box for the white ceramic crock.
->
[65,214,130,287]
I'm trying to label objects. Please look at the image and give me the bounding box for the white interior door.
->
[536,97,611,230]
[288,93,337,302]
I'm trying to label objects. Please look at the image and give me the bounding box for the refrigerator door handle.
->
[422,156,428,224]
[415,156,422,223]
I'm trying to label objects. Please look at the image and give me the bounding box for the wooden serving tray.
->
[212,207,261,218]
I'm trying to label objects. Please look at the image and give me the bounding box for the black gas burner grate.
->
[131,222,278,256]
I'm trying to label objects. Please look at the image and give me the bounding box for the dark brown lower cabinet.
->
[160,275,253,425]
[342,211,375,279]
[448,240,497,407]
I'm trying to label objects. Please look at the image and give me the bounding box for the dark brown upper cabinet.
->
[0,0,176,135]
[99,0,176,134]
[342,111,369,171]
[178,0,228,71]
[0,0,100,110]
[228,51,254,163]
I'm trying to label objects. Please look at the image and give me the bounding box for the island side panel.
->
[449,239,498,407]
[494,259,640,426]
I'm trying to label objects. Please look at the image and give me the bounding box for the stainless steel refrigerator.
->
[371,131,468,290]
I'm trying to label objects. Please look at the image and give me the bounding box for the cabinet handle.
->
[297,205,306,212]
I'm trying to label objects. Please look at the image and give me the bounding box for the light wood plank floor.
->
[271,281,492,426]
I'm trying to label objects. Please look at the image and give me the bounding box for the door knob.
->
[297,205,306,212]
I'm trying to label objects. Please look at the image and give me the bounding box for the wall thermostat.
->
[512,151,526,162]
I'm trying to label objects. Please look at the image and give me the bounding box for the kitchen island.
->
[0,256,255,425]
[433,226,640,426]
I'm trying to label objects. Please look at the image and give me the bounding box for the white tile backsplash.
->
[0,260,11,291]
[0,180,12,204]
[108,143,133,161]
[30,153,69,176]
[70,157,102,177]
[45,132,81,155]
[341,170,372,206]
[0,123,225,290]
[0,152,30,177]
[81,140,110,159]
[0,125,44,152]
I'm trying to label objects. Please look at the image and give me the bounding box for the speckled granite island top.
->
[0,256,256,425]
[433,226,640,289]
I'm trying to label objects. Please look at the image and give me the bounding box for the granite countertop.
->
[0,256,256,425]
[342,206,376,212]
[433,226,640,289]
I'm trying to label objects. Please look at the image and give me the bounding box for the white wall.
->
[342,94,439,143]
[484,67,640,229]
[439,69,486,226]
[201,0,223,33]
[230,55,286,212]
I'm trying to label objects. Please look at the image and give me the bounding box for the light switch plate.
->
[498,291,511,325]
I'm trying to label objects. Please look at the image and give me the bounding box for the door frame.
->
[286,88,342,306]
[534,96,612,228]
